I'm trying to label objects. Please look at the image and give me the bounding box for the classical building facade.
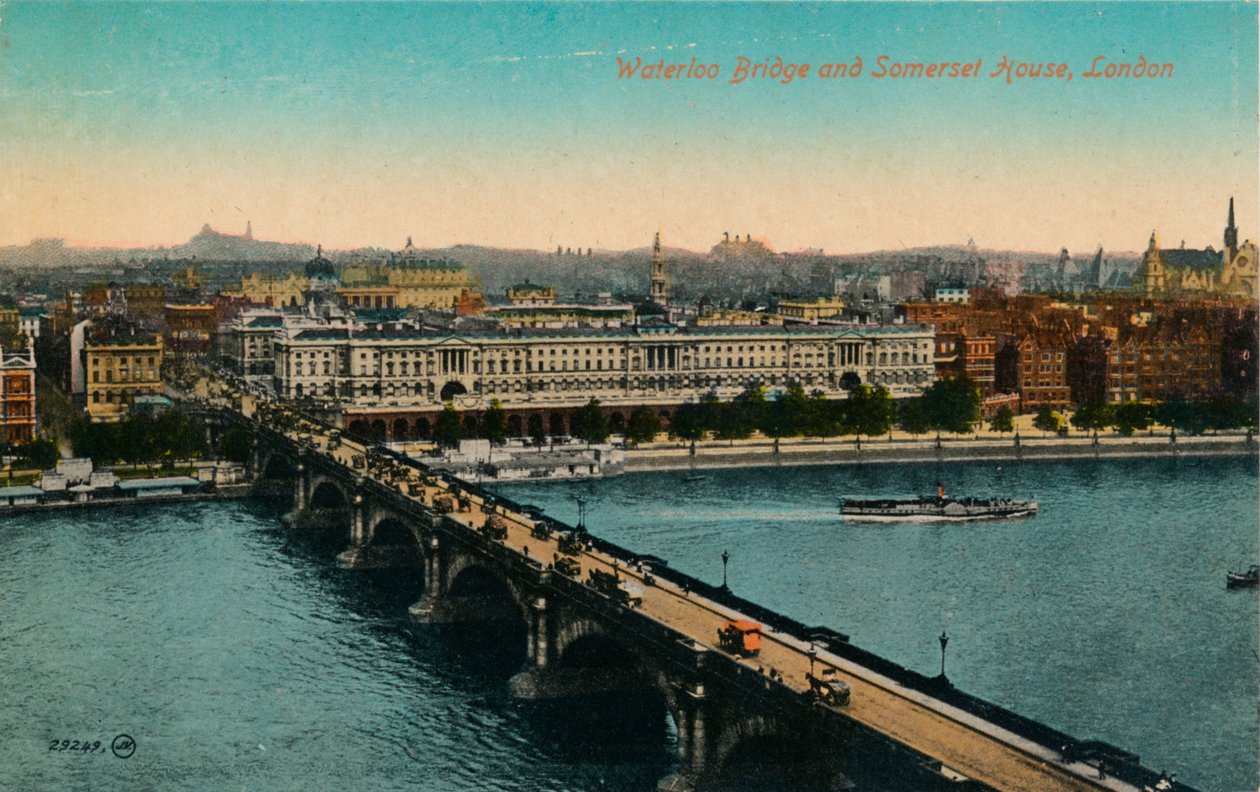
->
[486,303,635,330]
[83,335,164,422]
[339,240,481,311]
[0,343,37,444]
[505,281,557,306]
[778,297,846,322]
[271,323,934,440]
[226,272,310,308]
[220,311,285,376]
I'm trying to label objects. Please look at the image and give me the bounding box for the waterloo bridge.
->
[190,387,1193,792]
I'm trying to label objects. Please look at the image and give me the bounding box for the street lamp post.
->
[808,643,817,678]
[938,631,949,679]
[573,495,588,532]
[721,549,730,590]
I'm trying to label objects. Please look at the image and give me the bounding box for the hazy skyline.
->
[1,2,1256,255]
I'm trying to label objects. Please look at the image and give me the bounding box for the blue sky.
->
[0,2,1256,254]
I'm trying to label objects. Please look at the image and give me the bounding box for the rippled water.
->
[1,455,1255,792]
[0,500,674,792]
[495,455,1260,792]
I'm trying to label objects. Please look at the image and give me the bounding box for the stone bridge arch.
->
[308,475,350,510]
[707,710,843,792]
[258,449,297,480]
[553,624,680,707]
[364,512,424,549]
[443,557,533,626]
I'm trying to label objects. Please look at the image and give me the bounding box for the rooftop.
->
[283,322,932,344]
[116,476,202,491]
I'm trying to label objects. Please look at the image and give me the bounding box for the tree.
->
[156,411,202,463]
[762,384,807,440]
[921,376,981,434]
[715,400,755,441]
[1071,401,1112,433]
[899,398,932,436]
[19,437,60,470]
[625,407,661,444]
[1154,398,1195,434]
[1201,396,1259,432]
[669,402,706,444]
[576,398,609,445]
[481,399,508,445]
[697,391,722,435]
[72,419,117,463]
[1112,401,1153,436]
[804,391,839,437]
[219,424,254,464]
[527,414,547,446]
[434,403,464,449]
[1032,406,1064,435]
[989,405,1015,435]
[733,385,768,434]
[847,385,895,437]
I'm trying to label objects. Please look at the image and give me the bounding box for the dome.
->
[305,245,336,280]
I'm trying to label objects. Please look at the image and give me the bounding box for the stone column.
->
[294,461,307,511]
[687,683,708,776]
[531,596,550,669]
[350,493,366,546]
[424,535,443,600]
[410,535,444,622]
[676,708,693,772]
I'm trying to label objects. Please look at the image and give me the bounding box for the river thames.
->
[1,455,1255,791]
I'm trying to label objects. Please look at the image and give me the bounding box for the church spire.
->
[649,229,668,306]
[1225,197,1238,258]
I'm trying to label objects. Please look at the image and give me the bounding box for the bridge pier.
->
[294,460,308,513]
[657,679,711,792]
[529,596,549,669]
[350,493,366,546]
[408,535,449,623]
[335,493,369,567]
[508,596,552,697]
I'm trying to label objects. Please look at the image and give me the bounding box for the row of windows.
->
[91,355,157,367]
[90,388,158,404]
[280,339,929,361]
[281,350,938,383]
[92,369,159,383]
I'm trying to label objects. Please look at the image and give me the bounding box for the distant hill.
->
[176,223,315,262]
[0,225,1141,302]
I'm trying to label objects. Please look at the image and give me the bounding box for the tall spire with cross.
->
[649,229,669,306]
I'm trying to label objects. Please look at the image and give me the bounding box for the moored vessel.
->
[1226,565,1259,588]
[841,483,1038,522]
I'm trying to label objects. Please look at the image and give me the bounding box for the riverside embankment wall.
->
[624,433,1257,473]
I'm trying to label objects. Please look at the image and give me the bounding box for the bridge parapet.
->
[202,392,1199,792]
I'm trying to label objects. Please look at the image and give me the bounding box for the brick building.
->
[0,343,37,444]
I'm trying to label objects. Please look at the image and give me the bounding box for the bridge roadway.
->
[260,417,1155,792]
[189,375,1176,792]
